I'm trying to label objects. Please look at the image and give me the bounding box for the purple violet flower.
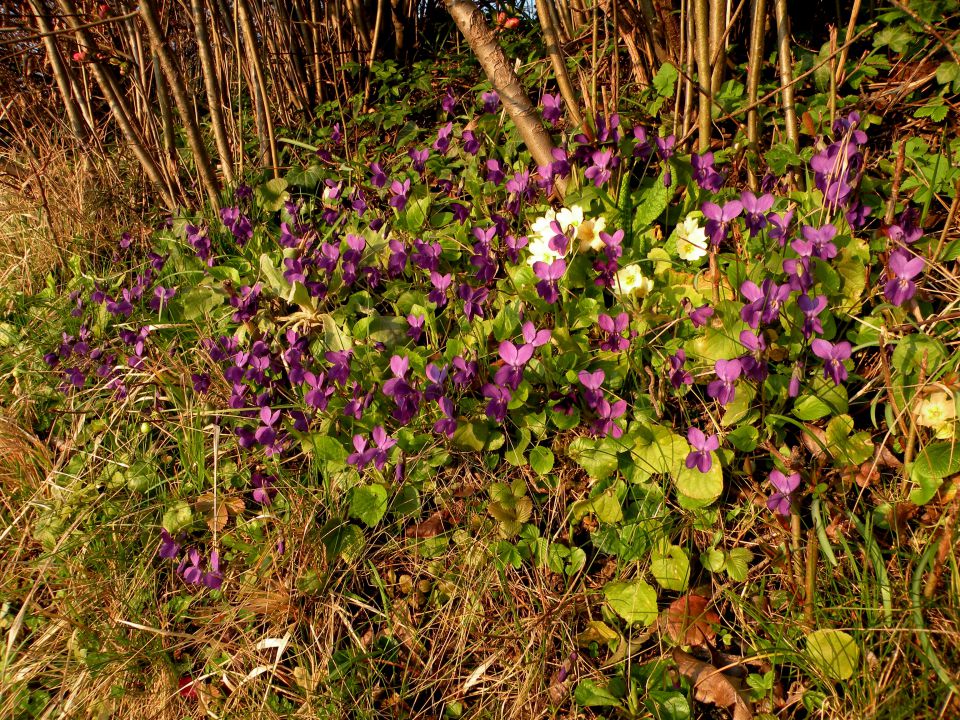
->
[407,314,426,343]
[585,149,614,187]
[481,90,500,114]
[884,249,924,306]
[592,398,627,438]
[251,471,277,505]
[669,349,692,388]
[485,159,505,186]
[767,469,801,515]
[688,303,714,328]
[462,130,480,155]
[740,191,774,237]
[389,179,412,210]
[434,396,458,437]
[702,200,743,246]
[739,330,769,382]
[482,383,511,422]
[429,271,451,307]
[433,122,453,155]
[598,312,631,351]
[797,294,827,338]
[793,224,838,260]
[542,93,562,124]
[686,427,719,473]
[692,151,724,192]
[409,147,429,172]
[159,529,179,559]
[740,278,790,328]
[533,259,565,304]
[495,340,534,389]
[458,284,489,320]
[708,359,742,405]
[370,162,388,188]
[767,209,794,246]
[578,369,605,409]
[452,356,478,387]
[522,321,551,347]
[811,339,851,385]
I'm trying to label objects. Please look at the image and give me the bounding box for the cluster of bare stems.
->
[1,0,837,209]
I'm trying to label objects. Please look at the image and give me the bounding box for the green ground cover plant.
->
[1,2,959,719]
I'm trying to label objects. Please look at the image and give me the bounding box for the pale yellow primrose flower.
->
[577,217,607,252]
[916,391,957,438]
[528,204,611,265]
[612,264,653,298]
[675,215,709,261]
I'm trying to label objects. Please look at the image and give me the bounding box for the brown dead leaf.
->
[855,460,879,487]
[662,594,720,646]
[405,512,445,538]
[196,493,245,532]
[802,425,829,460]
[673,648,753,720]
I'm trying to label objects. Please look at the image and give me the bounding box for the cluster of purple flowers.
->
[160,531,223,590]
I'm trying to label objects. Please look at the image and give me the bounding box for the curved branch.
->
[444,0,564,195]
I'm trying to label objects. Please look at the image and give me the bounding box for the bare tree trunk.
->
[139,0,221,209]
[152,52,177,169]
[694,0,712,152]
[192,0,236,184]
[709,0,727,94]
[55,0,174,207]
[444,0,562,192]
[535,0,584,128]
[773,0,798,150]
[746,0,767,188]
[237,0,279,176]
[29,0,89,143]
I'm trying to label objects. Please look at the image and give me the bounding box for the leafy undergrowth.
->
[3,17,960,720]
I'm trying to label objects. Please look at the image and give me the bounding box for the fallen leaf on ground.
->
[405,511,444,538]
[662,594,720,646]
[673,648,753,720]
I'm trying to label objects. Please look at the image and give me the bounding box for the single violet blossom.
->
[811,339,851,385]
[708,359,742,405]
[767,469,801,515]
[578,369,605,409]
[884,248,924,306]
[542,93,562,124]
[388,179,411,210]
[740,191,774,236]
[793,224,838,260]
[688,303,714,328]
[686,427,719,473]
[702,200,743,246]
[533,258,565,304]
[740,278,790,328]
[669,349,692,388]
[797,294,828,338]
[159,529,179,559]
[522,321,551,347]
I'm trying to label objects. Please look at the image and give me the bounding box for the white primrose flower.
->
[916,391,957,439]
[526,237,564,267]
[612,264,653,298]
[675,214,709,261]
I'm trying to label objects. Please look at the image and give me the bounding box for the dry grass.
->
[0,134,153,291]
